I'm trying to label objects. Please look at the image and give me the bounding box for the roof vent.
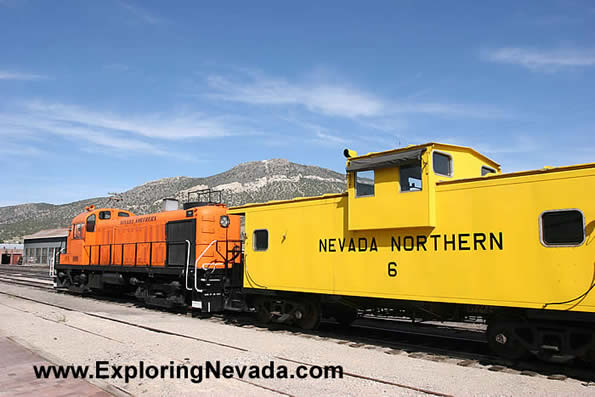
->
[162,198,179,212]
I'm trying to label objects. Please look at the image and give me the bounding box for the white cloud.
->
[313,131,351,145]
[23,102,231,140]
[0,142,44,156]
[118,1,166,25]
[0,71,45,80]
[0,101,241,156]
[207,74,509,120]
[208,75,384,118]
[482,47,595,71]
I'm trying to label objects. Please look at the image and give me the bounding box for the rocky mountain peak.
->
[0,159,346,242]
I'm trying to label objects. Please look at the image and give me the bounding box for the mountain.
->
[0,159,346,242]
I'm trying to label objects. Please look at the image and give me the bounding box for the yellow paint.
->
[230,143,595,313]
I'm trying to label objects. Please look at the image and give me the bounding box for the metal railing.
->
[84,240,191,267]
[189,239,243,292]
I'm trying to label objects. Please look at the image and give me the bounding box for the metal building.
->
[23,228,69,265]
[0,244,23,265]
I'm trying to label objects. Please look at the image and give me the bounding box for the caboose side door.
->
[165,219,196,268]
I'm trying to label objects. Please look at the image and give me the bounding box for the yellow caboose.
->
[230,142,595,359]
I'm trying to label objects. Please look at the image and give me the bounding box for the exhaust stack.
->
[162,198,179,212]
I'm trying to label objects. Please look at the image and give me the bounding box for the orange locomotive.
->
[55,192,243,311]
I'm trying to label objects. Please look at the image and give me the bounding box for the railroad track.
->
[0,288,453,397]
[0,267,593,384]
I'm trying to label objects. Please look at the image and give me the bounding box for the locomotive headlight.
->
[219,215,230,228]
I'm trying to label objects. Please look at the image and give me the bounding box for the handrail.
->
[49,251,60,277]
[183,239,192,291]
[84,240,188,266]
[194,240,218,291]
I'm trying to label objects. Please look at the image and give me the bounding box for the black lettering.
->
[430,235,440,250]
[391,236,401,252]
[459,233,470,251]
[190,365,203,384]
[235,365,247,378]
[403,236,414,251]
[329,238,336,252]
[358,238,367,252]
[206,361,219,378]
[417,235,427,251]
[319,239,327,252]
[444,234,456,250]
[348,238,356,252]
[145,365,158,379]
[222,366,234,378]
[370,238,378,252]
[96,361,109,379]
[338,238,345,252]
[124,366,137,383]
[490,232,503,250]
[111,365,123,379]
[474,233,486,250]
[262,361,275,378]
[276,365,288,378]
[248,366,259,377]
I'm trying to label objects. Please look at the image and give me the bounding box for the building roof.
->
[0,244,24,250]
[22,228,69,240]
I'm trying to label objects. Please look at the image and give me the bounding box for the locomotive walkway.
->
[0,280,592,396]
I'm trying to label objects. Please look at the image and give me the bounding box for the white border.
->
[432,150,453,177]
[539,208,586,247]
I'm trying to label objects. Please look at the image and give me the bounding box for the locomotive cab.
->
[345,143,500,230]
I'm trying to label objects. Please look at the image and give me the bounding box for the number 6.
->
[388,262,397,277]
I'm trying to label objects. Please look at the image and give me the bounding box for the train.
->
[54,142,595,361]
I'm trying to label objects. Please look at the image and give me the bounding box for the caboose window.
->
[253,229,269,251]
[399,164,422,192]
[355,170,375,197]
[541,210,585,246]
[481,166,496,176]
[433,151,452,177]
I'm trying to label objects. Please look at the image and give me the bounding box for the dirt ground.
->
[0,282,593,396]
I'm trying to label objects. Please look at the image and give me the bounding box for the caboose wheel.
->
[334,307,358,327]
[255,298,273,324]
[487,318,528,360]
[296,300,320,330]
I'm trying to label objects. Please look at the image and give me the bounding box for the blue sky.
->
[1,0,594,206]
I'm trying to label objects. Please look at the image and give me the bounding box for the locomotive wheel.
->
[295,300,320,330]
[487,318,528,360]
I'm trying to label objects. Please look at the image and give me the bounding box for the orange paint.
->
[60,205,241,269]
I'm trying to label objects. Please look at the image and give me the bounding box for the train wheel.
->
[487,317,528,360]
[255,298,273,324]
[334,307,358,327]
[295,300,320,330]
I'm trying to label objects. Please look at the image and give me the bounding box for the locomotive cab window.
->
[433,151,453,177]
[355,170,375,197]
[86,214,96,233]
[399,164,422,192]
[253,229,269,251]
[541,210,585,246]
[73,223,84,239]
[118,212,130,217]
[99,211,111,220]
